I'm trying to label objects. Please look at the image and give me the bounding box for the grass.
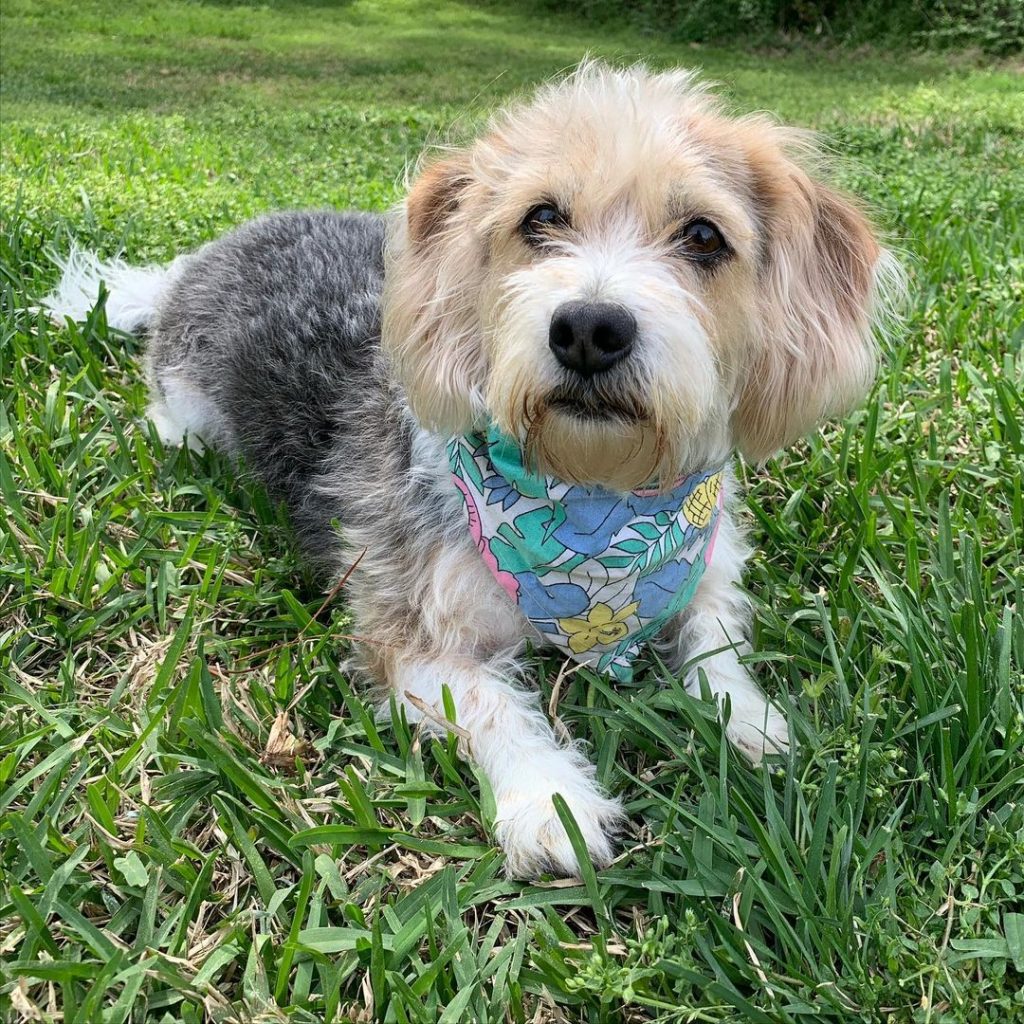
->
[1,1,1023,1021]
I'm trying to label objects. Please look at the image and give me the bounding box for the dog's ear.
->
[732,139,892,462]
[383,154,487,433]
[405,157,472,245]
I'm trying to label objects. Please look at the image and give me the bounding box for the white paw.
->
[495,784,624,880]
[724,694,790,763]
[147,399,204,451]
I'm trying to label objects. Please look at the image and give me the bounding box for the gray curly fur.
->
[147,210,448,577]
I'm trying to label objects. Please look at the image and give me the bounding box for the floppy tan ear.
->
[732,142,889,463]
[405,157,473,245]
[382,154,486,433]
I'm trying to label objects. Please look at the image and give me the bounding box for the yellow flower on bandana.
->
[559,602,640,654]
[683,472,722,529]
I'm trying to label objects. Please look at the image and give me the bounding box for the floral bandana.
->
[447,426,725,682]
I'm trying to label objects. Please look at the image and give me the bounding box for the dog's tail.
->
[41,246,181,333]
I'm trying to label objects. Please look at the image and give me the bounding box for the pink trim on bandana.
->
[451,474,521,600]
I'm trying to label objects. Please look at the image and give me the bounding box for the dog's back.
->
[153,213,384,445]
[47,210,400,567]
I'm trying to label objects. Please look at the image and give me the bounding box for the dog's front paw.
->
[494,784,624,879]
[725,694,790,764]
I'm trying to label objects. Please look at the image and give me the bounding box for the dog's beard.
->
[515,383,676,491]
[543,382,646,424]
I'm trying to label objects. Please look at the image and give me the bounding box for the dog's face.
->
[384,63,896,490]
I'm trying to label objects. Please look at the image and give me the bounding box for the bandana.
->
[447,426,724,682]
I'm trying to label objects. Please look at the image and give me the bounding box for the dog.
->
[44,62,897,878]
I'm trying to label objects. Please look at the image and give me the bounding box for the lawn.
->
[1,1,1023,1021]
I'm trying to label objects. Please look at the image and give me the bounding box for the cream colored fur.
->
[375,61,896,876]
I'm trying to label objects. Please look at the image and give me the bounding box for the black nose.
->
[548,301,637,378]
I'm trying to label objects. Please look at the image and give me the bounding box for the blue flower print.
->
[515,573,590,620]
[634,556,692,619]
[552,488,636,556]
[483,474,521,511]
[625,471,706,518]
[624,490,669,517]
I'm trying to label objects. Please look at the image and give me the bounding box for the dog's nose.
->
[548,301,636,377]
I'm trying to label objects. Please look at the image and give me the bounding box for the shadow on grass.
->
[1,0,996,121]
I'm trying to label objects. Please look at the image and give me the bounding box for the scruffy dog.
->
[47,63,895,878]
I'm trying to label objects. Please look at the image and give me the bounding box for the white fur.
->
[41,245,181,334]
[655,504,790,762]
[145,374,228,451]
[41,248,227,451]
[393,655,623,877]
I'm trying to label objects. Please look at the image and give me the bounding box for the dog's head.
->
[383,62,898,490]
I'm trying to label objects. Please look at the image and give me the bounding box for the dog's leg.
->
[392,654,623,878]
[655,509,790,762]
[349,532,623,879]
[145,380,212,450]
[143,362,233,452]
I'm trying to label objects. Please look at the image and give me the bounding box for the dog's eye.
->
[675,220,727,262]
[521,203,568,243]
